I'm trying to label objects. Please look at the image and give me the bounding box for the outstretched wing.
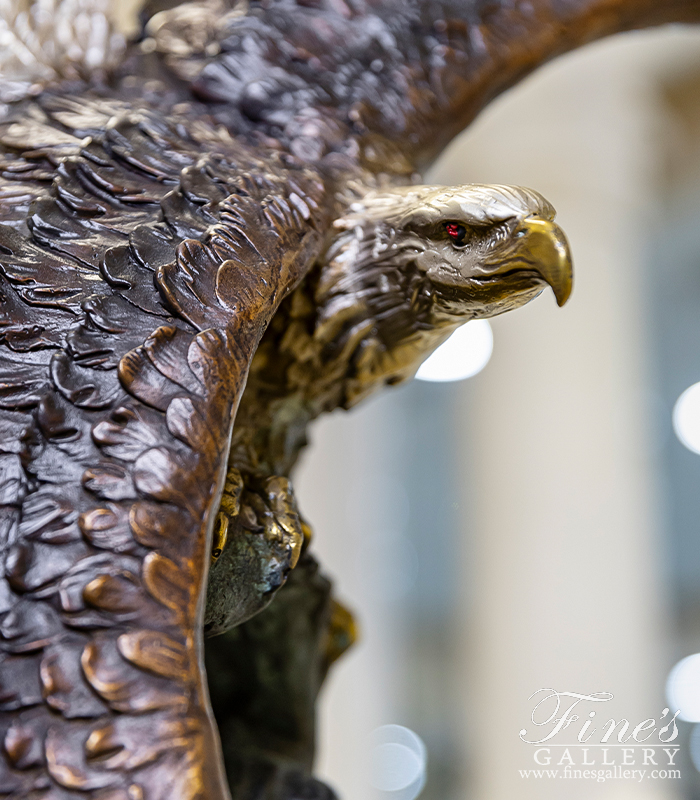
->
[0,90,327,799]
[145,0,700,170]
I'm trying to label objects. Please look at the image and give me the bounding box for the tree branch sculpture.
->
[0,1,696,798]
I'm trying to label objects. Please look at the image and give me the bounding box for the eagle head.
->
[302,182,574,406]
[335,183,573,323]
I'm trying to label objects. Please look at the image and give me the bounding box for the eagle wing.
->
[2,0,700,798]
[0,90,327,799]
[144,0,700,171]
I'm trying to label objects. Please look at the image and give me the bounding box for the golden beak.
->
[516,217,573,307]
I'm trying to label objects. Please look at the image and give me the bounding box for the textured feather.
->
[0,89,328,798]
[2,1,700,798]
[0,0,127,102]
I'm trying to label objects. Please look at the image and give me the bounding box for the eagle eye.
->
[445,221,468,247]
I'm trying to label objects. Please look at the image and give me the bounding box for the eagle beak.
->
[517,217,573,307]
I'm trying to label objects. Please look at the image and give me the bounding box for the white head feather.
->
[0,0,134,103]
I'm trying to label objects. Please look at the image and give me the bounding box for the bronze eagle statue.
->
[0,1,697,798]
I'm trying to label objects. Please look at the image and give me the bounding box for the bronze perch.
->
[0,1,696,798]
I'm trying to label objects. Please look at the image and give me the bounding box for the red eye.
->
[445,222,467,245]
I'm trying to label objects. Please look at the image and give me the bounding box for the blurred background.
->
[292,23,700,800]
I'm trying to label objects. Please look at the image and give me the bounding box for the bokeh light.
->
[690,724,700,773]
[673,382,700,454]
[370,725,427,799]
[415,320,493,383]
[666,653,700,722]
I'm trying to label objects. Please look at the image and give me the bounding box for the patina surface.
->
[0,1,697,799]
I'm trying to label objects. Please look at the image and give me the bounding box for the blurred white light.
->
[372,744,422,792]
[673,382,700,454]
[690,724,700,772]
[415,320,493,383]
[370,725,427,799]
[666,653,700,721]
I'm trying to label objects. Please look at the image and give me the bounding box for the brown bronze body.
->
[0,1,697,798]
